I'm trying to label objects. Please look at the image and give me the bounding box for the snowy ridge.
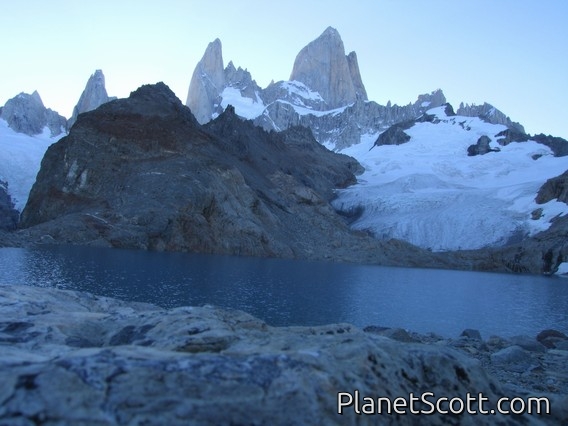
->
[280,80,324,103]
[333,107,568,251]
[217,87,265,120]
[0,119,60,211]
[216,82,350,121]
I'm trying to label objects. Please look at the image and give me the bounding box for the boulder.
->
[460,329,482,341]
[509,335,547,353]
[490,345,534,373]
[467,135,499,156]
[537,329,568,349]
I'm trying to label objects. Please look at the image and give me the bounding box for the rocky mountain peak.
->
[0,90,66,137]
[68,69,114,127]
[457,102,525,134]
[289,27,367,109]
[186,38,226,124]
[82,82,198,127]
[415,89,446,109]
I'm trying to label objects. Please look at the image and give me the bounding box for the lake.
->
[0,245,566,338]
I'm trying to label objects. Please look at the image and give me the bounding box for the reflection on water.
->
[0,245,566,338]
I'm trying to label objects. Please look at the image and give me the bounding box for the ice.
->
[555,262,568,276]
[334,109,568,251]
[280,81,324,102]
[0,119,60,211]
[220,87,265,120]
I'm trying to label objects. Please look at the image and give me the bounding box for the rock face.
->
[0,91,67,137]
[457,102,525,134]
[467,135,500,156]
[185,39,226,124]
[68,69,115,127]
[1,284,565,425]
[17,82,448,267]
[0,180,19,230]
[289,26,367,108]
[536,170,568,204]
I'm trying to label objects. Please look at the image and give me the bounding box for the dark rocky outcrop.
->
[531,134,568,157]
[0,180,19,230]
[16,82,449,267]
[1,284,566,425]
[457,102,525,134]
[372,120,413,147]
[536,170,568,204]
[467,135,500,156]
[0,91,67,137]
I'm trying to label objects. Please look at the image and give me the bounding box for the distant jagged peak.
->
[0,90,66,137]
[414,89,446,110]
[186,38,226,124]
[457,101,525,134]
[69,69,115,127]
[197,38,225,89]
[290,26,368,109]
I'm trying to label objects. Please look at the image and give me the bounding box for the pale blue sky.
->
[1,0,567,138]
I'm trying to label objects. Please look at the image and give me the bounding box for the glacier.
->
[332,106,568,251]
[0,119,60,211]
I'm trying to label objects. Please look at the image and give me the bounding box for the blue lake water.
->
[0,245,566,338]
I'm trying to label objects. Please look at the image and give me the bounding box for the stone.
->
[509,335,547,353]
[490,345,534,373]
[363,326,418,343]
[467,135,499,156]
[460,329,482,341]
[537,329,568,349]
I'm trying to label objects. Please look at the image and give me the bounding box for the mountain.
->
[0,70,116,216]
[68,69,115,127]
[0,91,67,137]
[185,27,447,149]
[0,92,66,214]
[16,82,447,268]
[289,26,367,108]
[183,26,568,274]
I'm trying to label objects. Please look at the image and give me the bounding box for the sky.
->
[1,0,567,139]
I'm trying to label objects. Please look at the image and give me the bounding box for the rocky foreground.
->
[0,285,566,425]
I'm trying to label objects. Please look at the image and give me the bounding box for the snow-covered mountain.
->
[0,70,114,223]
[186,27,449,149]
[332,106,568,251]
